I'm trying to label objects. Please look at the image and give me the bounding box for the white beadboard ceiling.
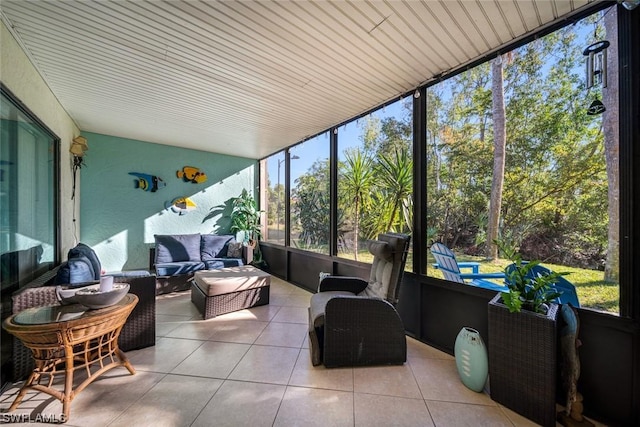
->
[1,0,599,159]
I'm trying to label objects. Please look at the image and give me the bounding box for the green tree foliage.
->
[291,159,330,250]
[376,148,413,232]
[291,102,413,259]
[426,21,608,271]
[339,148,376,260]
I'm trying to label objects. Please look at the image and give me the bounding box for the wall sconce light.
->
[70,136,88,200]
[70,136,89,157]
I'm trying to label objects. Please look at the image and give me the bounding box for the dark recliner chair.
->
[308,233,411,368]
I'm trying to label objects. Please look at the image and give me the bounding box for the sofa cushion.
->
[68,242,102,280]
[204,258,244,270]
[201,234,234,261]
[107,270,152,278]
[54,257,97,286]
[155,234,201,263]
[155,261,205,276]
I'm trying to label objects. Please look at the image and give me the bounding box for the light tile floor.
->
[0,276,603,426]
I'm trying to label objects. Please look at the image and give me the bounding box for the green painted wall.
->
[80,132,257,272]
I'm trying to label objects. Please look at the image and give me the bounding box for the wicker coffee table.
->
[191,266,270,319]
[2,294,138,421]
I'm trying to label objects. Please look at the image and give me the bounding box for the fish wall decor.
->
[167,197,197,215]
[129,172,167,192]
[177,166,207,184]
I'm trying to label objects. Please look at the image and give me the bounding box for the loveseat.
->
[150,233,245,295]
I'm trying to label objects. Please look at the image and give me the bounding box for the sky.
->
[265,8,607,190]
[266,99,409,187]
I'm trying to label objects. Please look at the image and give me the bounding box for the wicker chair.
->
[10,273,156,381]
[308,233,411,368]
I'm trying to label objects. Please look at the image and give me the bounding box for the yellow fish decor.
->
[177,166,207,184]
[168,197,197,215]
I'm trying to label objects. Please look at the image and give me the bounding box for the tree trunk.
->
[603,8,619,282]
[353,196,360,261]
[487,56,507,259]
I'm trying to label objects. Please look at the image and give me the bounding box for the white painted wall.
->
[1,20,81,256]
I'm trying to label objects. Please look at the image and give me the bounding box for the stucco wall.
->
[79,132,257,272]
[0,20,80,256]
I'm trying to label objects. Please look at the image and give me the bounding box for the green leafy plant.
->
[230,189,262,244]
[495,239,564,314]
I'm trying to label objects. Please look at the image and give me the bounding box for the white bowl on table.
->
[67,283,130,309]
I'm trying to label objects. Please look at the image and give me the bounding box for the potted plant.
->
[487,240,564,427]
[230,189,265,266]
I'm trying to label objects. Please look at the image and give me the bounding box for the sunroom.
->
[0,1,638,425]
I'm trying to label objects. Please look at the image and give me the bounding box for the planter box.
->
[488,293,559,427]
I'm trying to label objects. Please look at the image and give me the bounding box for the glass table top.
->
[12,294,134,325]
[14,305,88,325]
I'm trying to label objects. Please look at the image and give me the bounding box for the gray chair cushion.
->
[155,234,201,263]
[201,234,234,261]
[368,241,393,262]
[361,256,394,299]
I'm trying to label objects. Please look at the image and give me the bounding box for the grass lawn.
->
[333,247,619,314]
[425,253,619,314]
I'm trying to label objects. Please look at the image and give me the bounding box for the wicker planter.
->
[488,293,559,427]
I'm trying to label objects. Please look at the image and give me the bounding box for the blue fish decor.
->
[129,172,167,192]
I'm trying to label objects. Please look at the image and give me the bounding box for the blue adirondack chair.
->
[430,243,507,292]
[505,263,580,307]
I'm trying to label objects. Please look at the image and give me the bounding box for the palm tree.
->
[341,148,375,260]
[377,148,413,232]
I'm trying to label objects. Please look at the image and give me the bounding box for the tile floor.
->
[0,276,602,426]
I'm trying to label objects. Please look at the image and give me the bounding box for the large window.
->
[425,11,619,314]
[290,132,330,254]
[263,151,285,245]
[256,7,627,312]
[337,98,413,265]
[0,86,59,290]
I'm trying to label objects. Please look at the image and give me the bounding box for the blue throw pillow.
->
[200,234,234,261]
[155,234,201,263]
[54,256,96,286]
[68,243,101,280]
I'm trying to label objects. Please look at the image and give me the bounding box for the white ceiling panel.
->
[0,0,600,159]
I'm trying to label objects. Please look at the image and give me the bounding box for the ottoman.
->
[191,266,271,319]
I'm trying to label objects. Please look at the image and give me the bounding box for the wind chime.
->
[583,36,609,116]
[582,18,611,116]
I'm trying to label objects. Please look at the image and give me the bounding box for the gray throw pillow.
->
[226,241,243,259]
[155,234,202,263]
